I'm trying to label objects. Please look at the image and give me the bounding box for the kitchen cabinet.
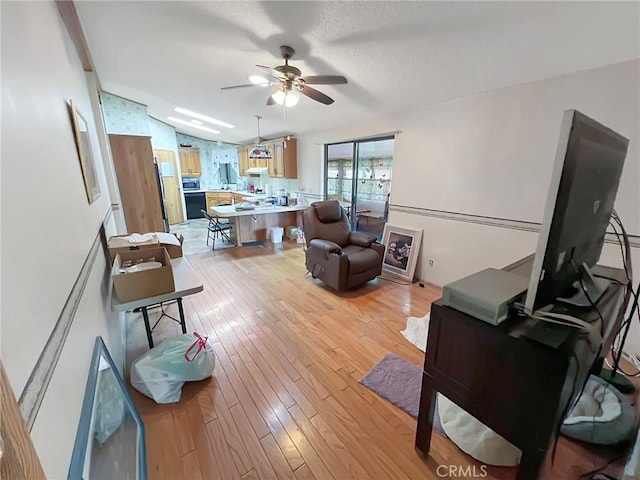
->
[268,138,297,179]
[179,147,201,176]
[205,191,232,214]
[232,193,246,204]
[237,145,249,176]
[205,191,251,214]
[251,155,269,169]
[238,144,272,175]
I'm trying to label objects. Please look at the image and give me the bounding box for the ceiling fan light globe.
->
[285,90,300,107]
[272,89,300,107]
[271,89,286,105]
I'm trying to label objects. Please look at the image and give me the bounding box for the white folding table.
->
[111,257,203,348]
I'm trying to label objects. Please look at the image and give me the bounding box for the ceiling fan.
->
[221,45,347,106]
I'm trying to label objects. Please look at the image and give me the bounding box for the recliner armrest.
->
[349,231,377,247]
[309,239,343,255]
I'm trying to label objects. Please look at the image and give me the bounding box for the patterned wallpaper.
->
[176,133,239,190]
[101,93,298,193]
[100,92,150,136]
[148,117,179,151]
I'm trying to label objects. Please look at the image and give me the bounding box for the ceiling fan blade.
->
[256,64,286,81]
[299,85,334,105]
[266,86,281,106]
[220,83,261,90]
[300,75,348,85]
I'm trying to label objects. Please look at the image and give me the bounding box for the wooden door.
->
[109,134,165,233]
[154,149,184,225]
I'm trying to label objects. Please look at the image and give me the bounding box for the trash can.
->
[269,227,284,244]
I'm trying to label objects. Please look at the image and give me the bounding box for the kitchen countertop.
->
[183,189,264,197]
[210,204,306,217]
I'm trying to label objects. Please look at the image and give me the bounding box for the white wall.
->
[297,60,640,353]
[1,1,123,476]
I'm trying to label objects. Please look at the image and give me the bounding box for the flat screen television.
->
[524,109,629,315]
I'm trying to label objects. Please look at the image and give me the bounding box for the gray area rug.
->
[360,352,444,434]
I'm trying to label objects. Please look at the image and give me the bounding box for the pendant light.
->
[248,115,272,159]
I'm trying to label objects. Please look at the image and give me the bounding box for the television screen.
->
[525,110,629,314]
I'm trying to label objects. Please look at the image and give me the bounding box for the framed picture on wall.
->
[381,225,423,281]
[69,100,100,203]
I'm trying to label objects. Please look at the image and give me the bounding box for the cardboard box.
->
[108,232,183,260]
[162,233,183,259]
[112,247,175,303]
[285,226,299,240]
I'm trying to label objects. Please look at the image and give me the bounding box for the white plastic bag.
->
[131,333,215,403]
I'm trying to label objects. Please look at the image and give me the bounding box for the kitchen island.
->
[210,204,307,246]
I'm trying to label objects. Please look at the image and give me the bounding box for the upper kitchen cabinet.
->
[237,145,249,176]
[268,138,297,179]
[238,144,269,174]
[238,139,296,178]
[179,147,201,176]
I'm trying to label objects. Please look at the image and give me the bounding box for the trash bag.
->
[131,333,215,403]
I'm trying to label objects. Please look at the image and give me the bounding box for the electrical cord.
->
[593,273,627,286]
[608,279,640,378]
[570,258,605,339]
[608,218,630,282]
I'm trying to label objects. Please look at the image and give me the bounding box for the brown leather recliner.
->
[303,200,384,291]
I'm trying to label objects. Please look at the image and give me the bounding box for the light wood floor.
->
[126,242,631,480]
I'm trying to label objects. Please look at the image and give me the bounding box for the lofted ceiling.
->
[75,1,640,145]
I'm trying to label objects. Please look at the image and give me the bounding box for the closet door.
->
[109,134,164,233]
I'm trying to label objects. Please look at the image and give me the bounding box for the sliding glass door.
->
[325,136,395,237]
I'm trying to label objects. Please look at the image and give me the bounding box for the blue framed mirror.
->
[68,337,147,479]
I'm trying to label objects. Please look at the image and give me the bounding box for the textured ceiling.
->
[76,1,639,145]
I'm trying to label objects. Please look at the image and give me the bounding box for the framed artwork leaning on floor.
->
[381,224,423,281]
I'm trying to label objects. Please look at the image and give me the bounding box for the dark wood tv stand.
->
[415,262,629,479]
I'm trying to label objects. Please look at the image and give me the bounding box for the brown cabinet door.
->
[273,141,285,178]
[205,195,217,216]
[282,138,297,179]
[189,149,201,176]
[238,146,249,175]
[179,147,201,176]
[110,134,165,233]
[265,141,276,177]
[266,139,296,178]
[179,148,190,176]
